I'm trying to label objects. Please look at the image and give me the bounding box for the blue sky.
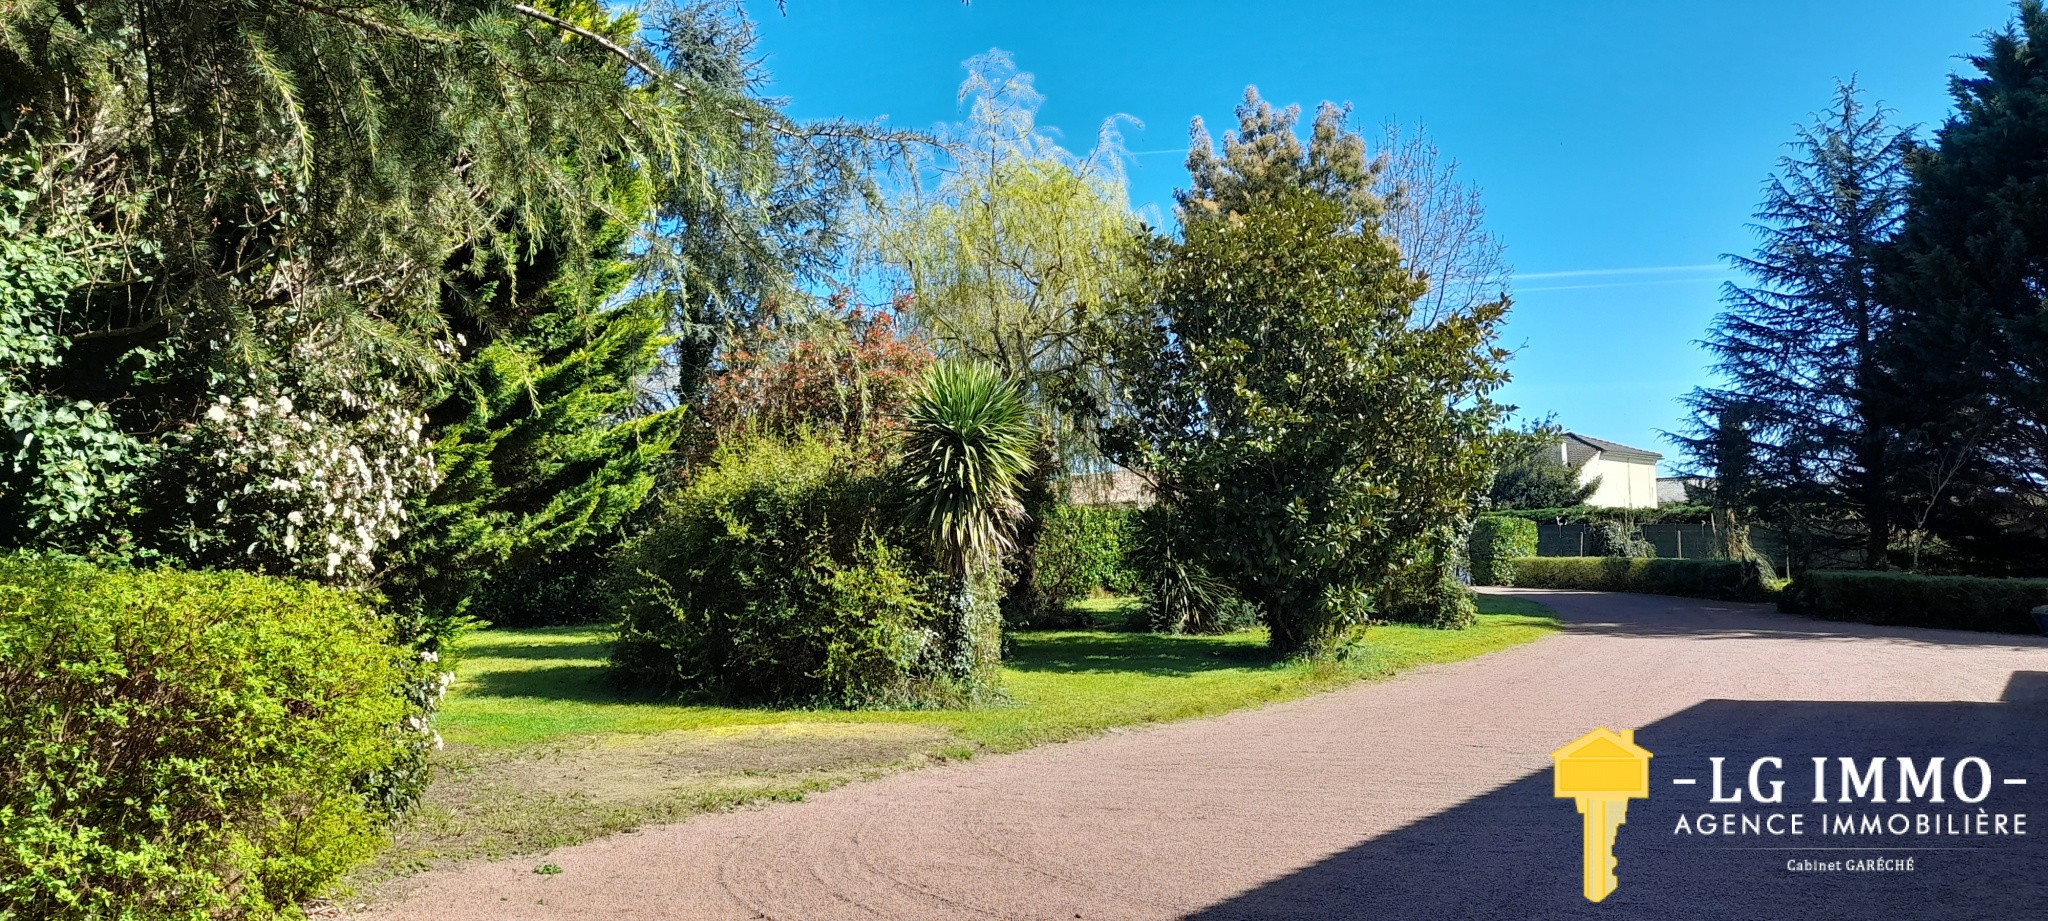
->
[742,0,2014,473]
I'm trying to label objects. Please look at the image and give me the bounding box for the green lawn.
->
[361,594,1558,889]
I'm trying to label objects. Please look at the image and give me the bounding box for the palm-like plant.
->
[899,362,1038,576]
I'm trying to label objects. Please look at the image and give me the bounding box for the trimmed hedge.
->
[0,556,414,921]
[1510,556,1772,601]
[1468,516,1537,586]
[1782,571,2048,634]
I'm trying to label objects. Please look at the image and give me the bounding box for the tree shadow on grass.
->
[461,636,615,663]
[1006,631,1280,677]
[1185,672,2048,921]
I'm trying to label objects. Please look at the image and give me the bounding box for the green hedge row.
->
[1489,504,1713,525]
[1509,556,1772,601]
[1782,571,2048,634]
[1468,516,1537,586]
[0,556,416,921]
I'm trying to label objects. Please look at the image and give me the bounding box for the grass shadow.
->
[1007,630,1281,677]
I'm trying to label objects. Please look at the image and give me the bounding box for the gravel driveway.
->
[365,589,2048,920]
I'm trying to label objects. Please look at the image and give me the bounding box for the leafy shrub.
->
[1468,516,1537,586]
[1782,571,2048,634]
[1587,520,1656,558]
[610,436,959,706]
[1378,540,1478,628]
[1511,556,1772,601]
[0,556,414,921]
[1024,504,1138,622]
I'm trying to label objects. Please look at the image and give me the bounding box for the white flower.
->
[205,405,228,423]
[420,649,440,663]
[287,511,305,526]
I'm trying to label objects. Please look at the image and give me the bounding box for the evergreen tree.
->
[1100,90,1509,655]
[1677,82,1910,570]
[1878,0,2048,573]
[381,212,685,627]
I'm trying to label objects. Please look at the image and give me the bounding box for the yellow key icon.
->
[1551,728,1653,902]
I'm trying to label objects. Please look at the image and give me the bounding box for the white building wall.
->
[1578,456,1658,509]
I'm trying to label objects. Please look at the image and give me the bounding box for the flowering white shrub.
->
[168,347,439,584]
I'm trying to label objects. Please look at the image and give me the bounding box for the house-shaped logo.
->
[1552,728,1653,902]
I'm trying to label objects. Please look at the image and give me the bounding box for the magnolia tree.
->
[1099,90,1510,656]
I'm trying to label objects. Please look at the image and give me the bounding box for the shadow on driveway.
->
[1187,671,2048,920]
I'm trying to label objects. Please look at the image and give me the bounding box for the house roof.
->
[1067,467,1154,507]
[1562,432,1663,466]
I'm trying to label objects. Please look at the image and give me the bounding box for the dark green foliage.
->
[1511,557,1773,601]
[1877,0,2048,574]
[1679,82,1910,570]
[1488,428,1596,510]
[0,557,415,920]
[1587,521,1657,559]
[1469,516,1538,586]
[1124,505,1258,635]
[1012,503,1138,627]
[1377,536,1479,629]
[1100,91,1508,656]
[1781,571,2048,634]
[0,187,147,552]
[610,436,960,707]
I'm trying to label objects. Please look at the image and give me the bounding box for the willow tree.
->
[871,51,1138,448]
[868,51,1139,621]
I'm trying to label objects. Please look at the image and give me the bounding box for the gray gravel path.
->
[366,589,2048,920]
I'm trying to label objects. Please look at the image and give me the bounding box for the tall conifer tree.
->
[1678,83,1910,569]
[1879,0,2048,573]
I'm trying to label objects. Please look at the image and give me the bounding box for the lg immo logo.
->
[1551,728,1652,903]
[1552,727,2033,903]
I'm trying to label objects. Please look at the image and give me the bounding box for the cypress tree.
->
[1878,0,2048,574]
[382,214,685,626]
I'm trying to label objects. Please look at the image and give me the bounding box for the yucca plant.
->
[899,362,1039,575]
[898,362,1037,687]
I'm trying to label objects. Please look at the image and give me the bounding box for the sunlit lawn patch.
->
[360,594,1558,890]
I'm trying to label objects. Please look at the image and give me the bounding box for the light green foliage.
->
[385,211,685,630]
[871,51,1137,450]
[1100,90,1509,655]
[1029,504,1139,617]
[1468,516,1538,586]
[611,435,958,706]
[0,556,417,920]
[1512,557,1771,601]
[900,363,1038,574]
